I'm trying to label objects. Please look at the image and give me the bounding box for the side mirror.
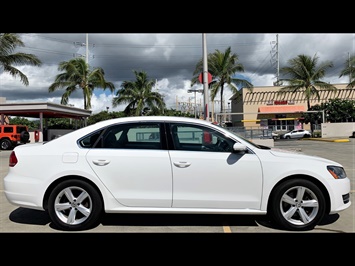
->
[233,143,248,153]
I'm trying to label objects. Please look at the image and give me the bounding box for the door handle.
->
[92,159,110,166]
[173,161,191,168]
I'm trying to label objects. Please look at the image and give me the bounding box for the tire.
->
[48,179,103,231]
[0,139,12,150]
[20,131,30,143]
[269,179,326,231]
[286,136,291,139]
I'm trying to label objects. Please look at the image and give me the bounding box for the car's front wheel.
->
[269,179,326,231]
[48,179,103,231]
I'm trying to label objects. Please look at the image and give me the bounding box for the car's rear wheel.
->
[269,179,326,231]
[48,179,103,231]
[0,139,12,150]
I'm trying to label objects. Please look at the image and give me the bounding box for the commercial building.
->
[228,83,355,133]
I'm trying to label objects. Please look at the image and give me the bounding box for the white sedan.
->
[280,129,312,139]
[3,116,351,231]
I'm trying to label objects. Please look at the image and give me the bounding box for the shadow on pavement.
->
[9,207,51,226]
[318,213,340,225]
[7,208,340,232]
[100,213,264,227]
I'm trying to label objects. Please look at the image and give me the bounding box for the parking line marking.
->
[223,225,232,233]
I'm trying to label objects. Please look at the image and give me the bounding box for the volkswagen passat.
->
[3,116,351,231]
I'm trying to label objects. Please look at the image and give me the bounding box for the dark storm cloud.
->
[1,33,354,113]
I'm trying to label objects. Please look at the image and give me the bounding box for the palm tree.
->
[112,70,166,116]
[48,57,115,110]
[339,54,355,88]
[191,46,253,113]
[0,33,42,85]
[279,53,337,110]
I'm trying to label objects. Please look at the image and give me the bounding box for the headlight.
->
[327,165,347,179]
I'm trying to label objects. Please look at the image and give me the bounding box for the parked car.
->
[280,129,312,139]
[3,116,351,231]
[0,124,30,150]
[272,132,280,140]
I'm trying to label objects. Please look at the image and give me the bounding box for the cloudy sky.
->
[0,33,354,114]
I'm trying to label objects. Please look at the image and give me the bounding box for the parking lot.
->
[0,138,354,233]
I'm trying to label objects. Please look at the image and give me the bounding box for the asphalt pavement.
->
[0,138,354,233]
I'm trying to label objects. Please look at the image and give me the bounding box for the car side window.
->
[170,123,234,152]
[78,130,103,148]
[79,123,163,149]
[4,127,13,133]
[102,123,162,149]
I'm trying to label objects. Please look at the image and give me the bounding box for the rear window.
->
[16,126,28,133]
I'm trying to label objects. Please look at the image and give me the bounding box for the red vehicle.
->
[0,124,30,150]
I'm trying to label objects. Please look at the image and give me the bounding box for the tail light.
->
[9,151,18,167]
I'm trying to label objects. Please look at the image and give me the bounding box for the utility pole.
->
[74,33,92,64]
[86,33,89,64]
[349,52,352,83]
[271,34,281,86]
[202,33,210,121]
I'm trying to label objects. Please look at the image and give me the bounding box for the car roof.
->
[93,116,213,127]
[58,116,220,141]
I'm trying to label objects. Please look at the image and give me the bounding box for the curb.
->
[303,138,350,142]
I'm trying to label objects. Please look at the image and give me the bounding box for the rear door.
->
[85,122,173,207]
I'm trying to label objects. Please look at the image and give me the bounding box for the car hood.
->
[269,148,341,166]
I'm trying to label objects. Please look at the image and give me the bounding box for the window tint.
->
[80,123,162,150]
[78,130,103,148]
[4,127,13,133]
[16,126,28,133]
[170,123,235,152]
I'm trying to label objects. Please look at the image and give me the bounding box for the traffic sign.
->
[198,72,212,84]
